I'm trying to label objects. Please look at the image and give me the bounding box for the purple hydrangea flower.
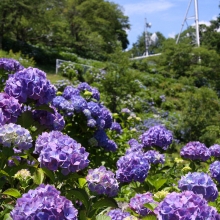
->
[155,191,220,220]
[121,108,131,114]
[87,101,101,117]
[107,209,131,220]
[125,139,144,154]
[8,156,21,167]
[97,106,112,129]
[140,125,173,150]
[209,161,220,183]
[209,144,220,157]
[180,141,211,161]
[5,67,56,104]
[0,58,24,72]
[0,92,22,126]
[105,139,117,152]
[178,172,218,202]
[32,106,65,131]
[0,123,33,153]
[116,151,150,183]
[129,192,158,216]
[145,150,165,164]
[87,118,97,128]
[70,95,87,113]
[86,166,119,197]
[91,88,100,101]
[63,86,80,99]
[34,131,89,175]
[110,122,122,134]
[10,184,78,219]
[77,82,92,92]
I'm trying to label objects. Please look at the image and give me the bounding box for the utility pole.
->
[145,18,151,56]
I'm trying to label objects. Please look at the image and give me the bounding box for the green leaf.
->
[154,179,167,191]
[34,104,54,113]
[68,189,89,210]
[78,178,87,188]
[17,111,35,129]
[0,170,10,177]
[143,203,158,211]
[92,198,118,209]
[3,213,12,220]
[2,204,14,210]
[33,168,44,184]
[2,188,21,198]
[41,168,55,183]
[79,210,87,220]
[142,215,157,220]
[96,215,111,220]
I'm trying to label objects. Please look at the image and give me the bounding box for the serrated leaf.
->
[143,203,158,211]
[2,188,21,198]
[33,168,44,184]
[3,213,12,220]
[68,189,89,210]
[154,179,167,191]
[2,204,14,210]
[96,215,111,220]
[92,198,118,209]
[41,168,55,183]
[142,215,157,220]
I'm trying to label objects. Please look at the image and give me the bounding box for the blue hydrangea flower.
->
[91,88,100,101]
[86,166,119,197]
[110,122,122,134]
[209,161,220,183]
[116,151,150,183]
[180,141,211,161]
[121,108,131,114]
[97,106,112,129]
[77,82,92,92]
[0,123,33,153]
[209,144,220,157]
[140,125,173,150]
[63,86,80,99]
[70,95,87,113]
[105,139,117,152]
[0,58,24,72]
[155,191,220,220]
[32,106,65,131]
[5,67,56,104]
[0,92,22,126]
[107,209,131,220]
[178,172,218,202]
[145,150,165,164]
[10,184,78,219]
[34,131,89,175]
[87,101,101,117]
[129,192,158,216]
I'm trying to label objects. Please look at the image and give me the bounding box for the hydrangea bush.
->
[0,59,220,220]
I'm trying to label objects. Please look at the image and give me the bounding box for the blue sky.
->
[111,0,219,48]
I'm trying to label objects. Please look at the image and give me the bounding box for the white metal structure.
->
[176,0,200,47]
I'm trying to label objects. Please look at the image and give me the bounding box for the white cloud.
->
[168,32,176,38]
[123,0,174,16]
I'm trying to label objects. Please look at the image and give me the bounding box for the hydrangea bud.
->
[180,141,210,161]
[116,151,150,183]
[209,144,220,157]
[129,192,158,216]
[140,125,173,150]
[178,172,218,202]
[107,209,131,220]
[209,161,220,183]
[34,131,89,175]
[86,166,119,197]
[153,190,169,201]
[0,92,22,126]
[10,184,78,219]
[0,123,33,153]
[155,191,220,220]
[144,150,165,164]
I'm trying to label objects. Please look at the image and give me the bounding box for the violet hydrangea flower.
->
[0,123,33,153]
[129,192,158,216]
[178,172,218,202]
[0,58,24,72]
[180,141,211,161]
[116,151,150,183]
[0,92,22,126]
[209,161,220,183]
[107,209,131,220]
[86,166,119,197]
[140,125,173,150]
[4,67,56,104]
[145,150,165,164]
[155,191,220,220]
[10,184,78,219]
[209,144,220,157]
[34,131,89,175]
[110,122,122,134]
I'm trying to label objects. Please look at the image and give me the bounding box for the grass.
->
[47,73,65,84]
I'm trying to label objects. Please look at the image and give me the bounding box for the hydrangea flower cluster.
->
[86,166,119,197]
[129,192,157,216]
[180,141,211,161]
[155,191,220,220]
[140,125,173,150]
[4,67,56,104]
[32,105,65,131]
[209,161,220,183]
[77,82,100,101]
[145,150,165,164]
[107,209,131,220]
[178,172,218,202]
[209,144,220,157]
[0,92,22,125]
[0,123,33,153]
[10,184,78,219]
[34,131,89,175]
[110,122,122,134]
[116,151,150,183]
[0,58,24,72]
